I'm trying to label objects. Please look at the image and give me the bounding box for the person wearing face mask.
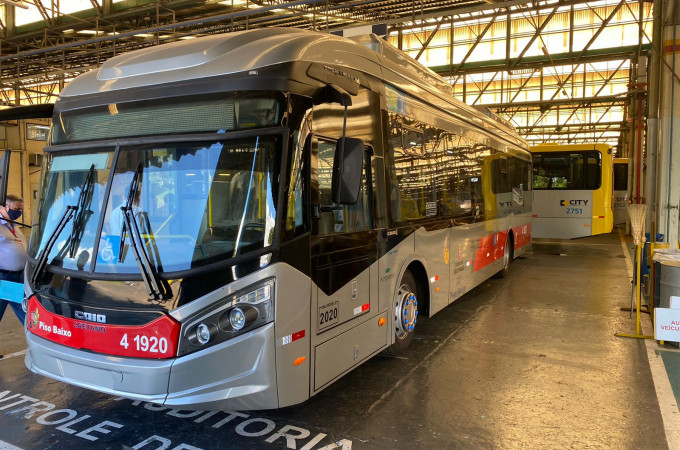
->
[0,194,27,325]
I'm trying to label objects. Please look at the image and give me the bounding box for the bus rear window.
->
[614,162,628,191]
[533,151,601,190]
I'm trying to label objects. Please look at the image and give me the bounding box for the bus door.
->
[309,134,384,391]
[612,158,629,225]
[470,146,498,278]
[489,153,511,273]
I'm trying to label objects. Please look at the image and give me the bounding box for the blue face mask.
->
[7,208,22,221]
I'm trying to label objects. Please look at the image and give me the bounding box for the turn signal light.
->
[294,357,306,366]
[378,317,386,327]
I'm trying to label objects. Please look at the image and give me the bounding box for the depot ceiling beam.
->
[0,0,28,9]
[390,0,602,33]
[576,0,626,60]
[497,68,540,121]
[553,61,626,130]
[33,0,52,24]
[0,0,331,63]
[515,121,624,131]
[431,45,649,76]
[509,5,558,70]
[447,13,498,79]
[471,71,498,105]
[485,95,626,109]
[414,20,443,61]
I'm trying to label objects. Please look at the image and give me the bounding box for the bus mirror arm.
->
[313,84,352,107]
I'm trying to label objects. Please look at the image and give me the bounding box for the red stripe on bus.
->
[26,296,180,359]
[473,224,532,271]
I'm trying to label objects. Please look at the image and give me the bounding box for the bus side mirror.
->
[332,137,364,205]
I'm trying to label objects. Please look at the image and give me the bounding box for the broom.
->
[627,203,647,333]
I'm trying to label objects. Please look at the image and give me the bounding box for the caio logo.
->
[560,199,589,206]
[75,311,107,323]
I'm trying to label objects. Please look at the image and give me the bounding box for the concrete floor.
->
[0,232,672,449]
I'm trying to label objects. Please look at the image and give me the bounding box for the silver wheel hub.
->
[395,284,418,338]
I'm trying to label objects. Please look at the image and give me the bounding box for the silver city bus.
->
[19,28,531,410]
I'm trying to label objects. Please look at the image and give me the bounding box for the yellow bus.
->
[531,143,614,239]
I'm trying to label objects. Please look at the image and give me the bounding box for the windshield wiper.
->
[31,164,95,286]
[67,164,95,258]
[118,163,171,301]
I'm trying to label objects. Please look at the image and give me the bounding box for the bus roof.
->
[57,28,524,148]
[529,143,612,154]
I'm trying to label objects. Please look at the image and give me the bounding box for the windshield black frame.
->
[28,127,289,281]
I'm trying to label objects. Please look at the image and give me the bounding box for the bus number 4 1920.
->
[120,333,169,354]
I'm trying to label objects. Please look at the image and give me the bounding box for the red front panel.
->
[26,296,180,359]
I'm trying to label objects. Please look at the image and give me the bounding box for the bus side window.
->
[284,111,312,239]
[315,137,370,235]
[585,151,601,189]
[492,155,509,194]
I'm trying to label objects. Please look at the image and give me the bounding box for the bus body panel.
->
[165,324,279,410]
[313,311,388,391]
[26,332,170,402]
[270,264,312,408]
[613,190,629,225]
[26,322,279,410]
[415,227,450,315]
[448,225,478,303]
[532,189,594,239]
[593,153,613,234]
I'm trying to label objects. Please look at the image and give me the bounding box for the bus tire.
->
[497,234,514,278]
[385,269,419,356]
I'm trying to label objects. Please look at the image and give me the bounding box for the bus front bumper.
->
[25,322,278,411]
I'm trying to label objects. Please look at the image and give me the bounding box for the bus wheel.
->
[497,236,514,278]
[385,269,418,355]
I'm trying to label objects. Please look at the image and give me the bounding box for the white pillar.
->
[657,2,680,247]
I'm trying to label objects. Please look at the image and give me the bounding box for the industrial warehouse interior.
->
[0,0,679,448]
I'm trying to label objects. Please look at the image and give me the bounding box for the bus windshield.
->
[51,93,282,143]
[29,135,282,275]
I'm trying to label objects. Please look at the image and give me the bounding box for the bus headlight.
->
[196,323,212,344]
[188,322,217,346]
[178,279,275,356]
[229,308,245,330]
